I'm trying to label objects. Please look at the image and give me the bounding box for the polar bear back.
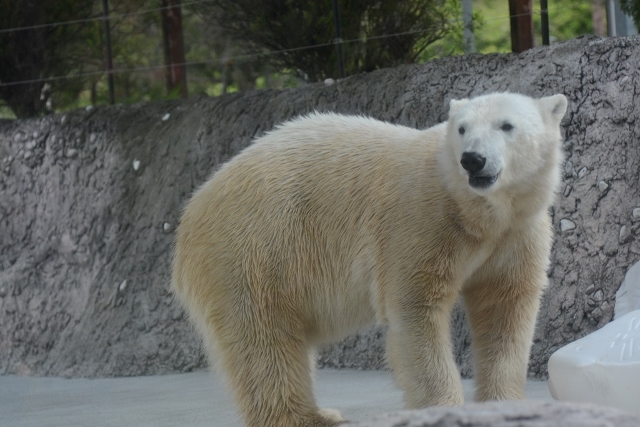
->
[173,113,452,342]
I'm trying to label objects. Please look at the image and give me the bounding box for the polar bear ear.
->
[448,98,469,118]
[538,94,568,124]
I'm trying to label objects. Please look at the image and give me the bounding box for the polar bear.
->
[172,92,568,427]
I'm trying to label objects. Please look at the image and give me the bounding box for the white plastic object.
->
[548,310,640,415]
[615,261,640,319]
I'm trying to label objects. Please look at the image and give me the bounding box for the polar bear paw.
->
[314,408,345,426]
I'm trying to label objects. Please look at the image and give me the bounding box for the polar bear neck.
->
[446,186,514,239]
[438,145,561,241]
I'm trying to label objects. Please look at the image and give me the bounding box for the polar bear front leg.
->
[385,290,464,408]
[462,246,546,401]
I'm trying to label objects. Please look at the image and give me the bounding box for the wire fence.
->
[0,0,216,34]
[0,1,600,115]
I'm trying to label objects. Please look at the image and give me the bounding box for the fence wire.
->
[0,4,580,91]
[0,0,217,34]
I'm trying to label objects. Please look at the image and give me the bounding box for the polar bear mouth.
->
[468,173,499,189]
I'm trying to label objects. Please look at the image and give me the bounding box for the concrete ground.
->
[1,369,552,427]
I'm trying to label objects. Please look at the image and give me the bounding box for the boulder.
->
[548,310,640,415]
[354,401,640,427]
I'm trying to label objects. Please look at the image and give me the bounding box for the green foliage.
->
[0,0,95,117]
[0,0,163,117]
[420,0,474,58]
[474,0,511,53]
[0,0,600,118]
[620,0,640,28]
[473,0,594,54]
[544,0,593,43]
[195,0,459,82]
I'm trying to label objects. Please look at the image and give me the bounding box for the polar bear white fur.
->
[172,92,568,427]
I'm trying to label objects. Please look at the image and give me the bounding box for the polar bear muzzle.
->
[460,151,499,189]
[460,151,485,173]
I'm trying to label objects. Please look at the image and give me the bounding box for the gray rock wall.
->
[354,401,640,427]
[1,35,639,378]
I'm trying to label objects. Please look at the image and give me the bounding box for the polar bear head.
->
[444,92,567,196]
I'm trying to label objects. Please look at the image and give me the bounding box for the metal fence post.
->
[541,0,550,45]
[331,0,345,79]
[102,0,115,104]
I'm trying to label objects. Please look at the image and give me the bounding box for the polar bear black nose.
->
[460,152,486,173]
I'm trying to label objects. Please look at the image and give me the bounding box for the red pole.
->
[161,0,188,98]
[509,0,534,53]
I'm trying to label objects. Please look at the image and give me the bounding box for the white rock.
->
[59,231,77,254]
[633,208,640,219]
[578,167,587,178]
[162,113,171,121]
[89,133,97,143]
[118,280,127,292]
[132,159,141,171]
[85,105,94,112]
[61,115,66,124]
[616,261,640,319]
[548,310,640,415]
[65,149,78,159]
[324,78,335,86]
[163,222,172,233]
[598,181,609,192]
[619,225,629,242]
[32,131,38,138]
[560,219,576,232]
[564,161,573,174]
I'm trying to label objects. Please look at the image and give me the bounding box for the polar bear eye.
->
[458,126,465,135]
[501,122,514,132]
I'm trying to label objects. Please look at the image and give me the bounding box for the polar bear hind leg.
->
[196,298,344,427]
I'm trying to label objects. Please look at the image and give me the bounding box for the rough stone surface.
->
[1,35,640,377]
[354,401,640,427]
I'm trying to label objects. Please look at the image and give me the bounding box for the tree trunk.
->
[160,0,188,98]
[0,83,44,119]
